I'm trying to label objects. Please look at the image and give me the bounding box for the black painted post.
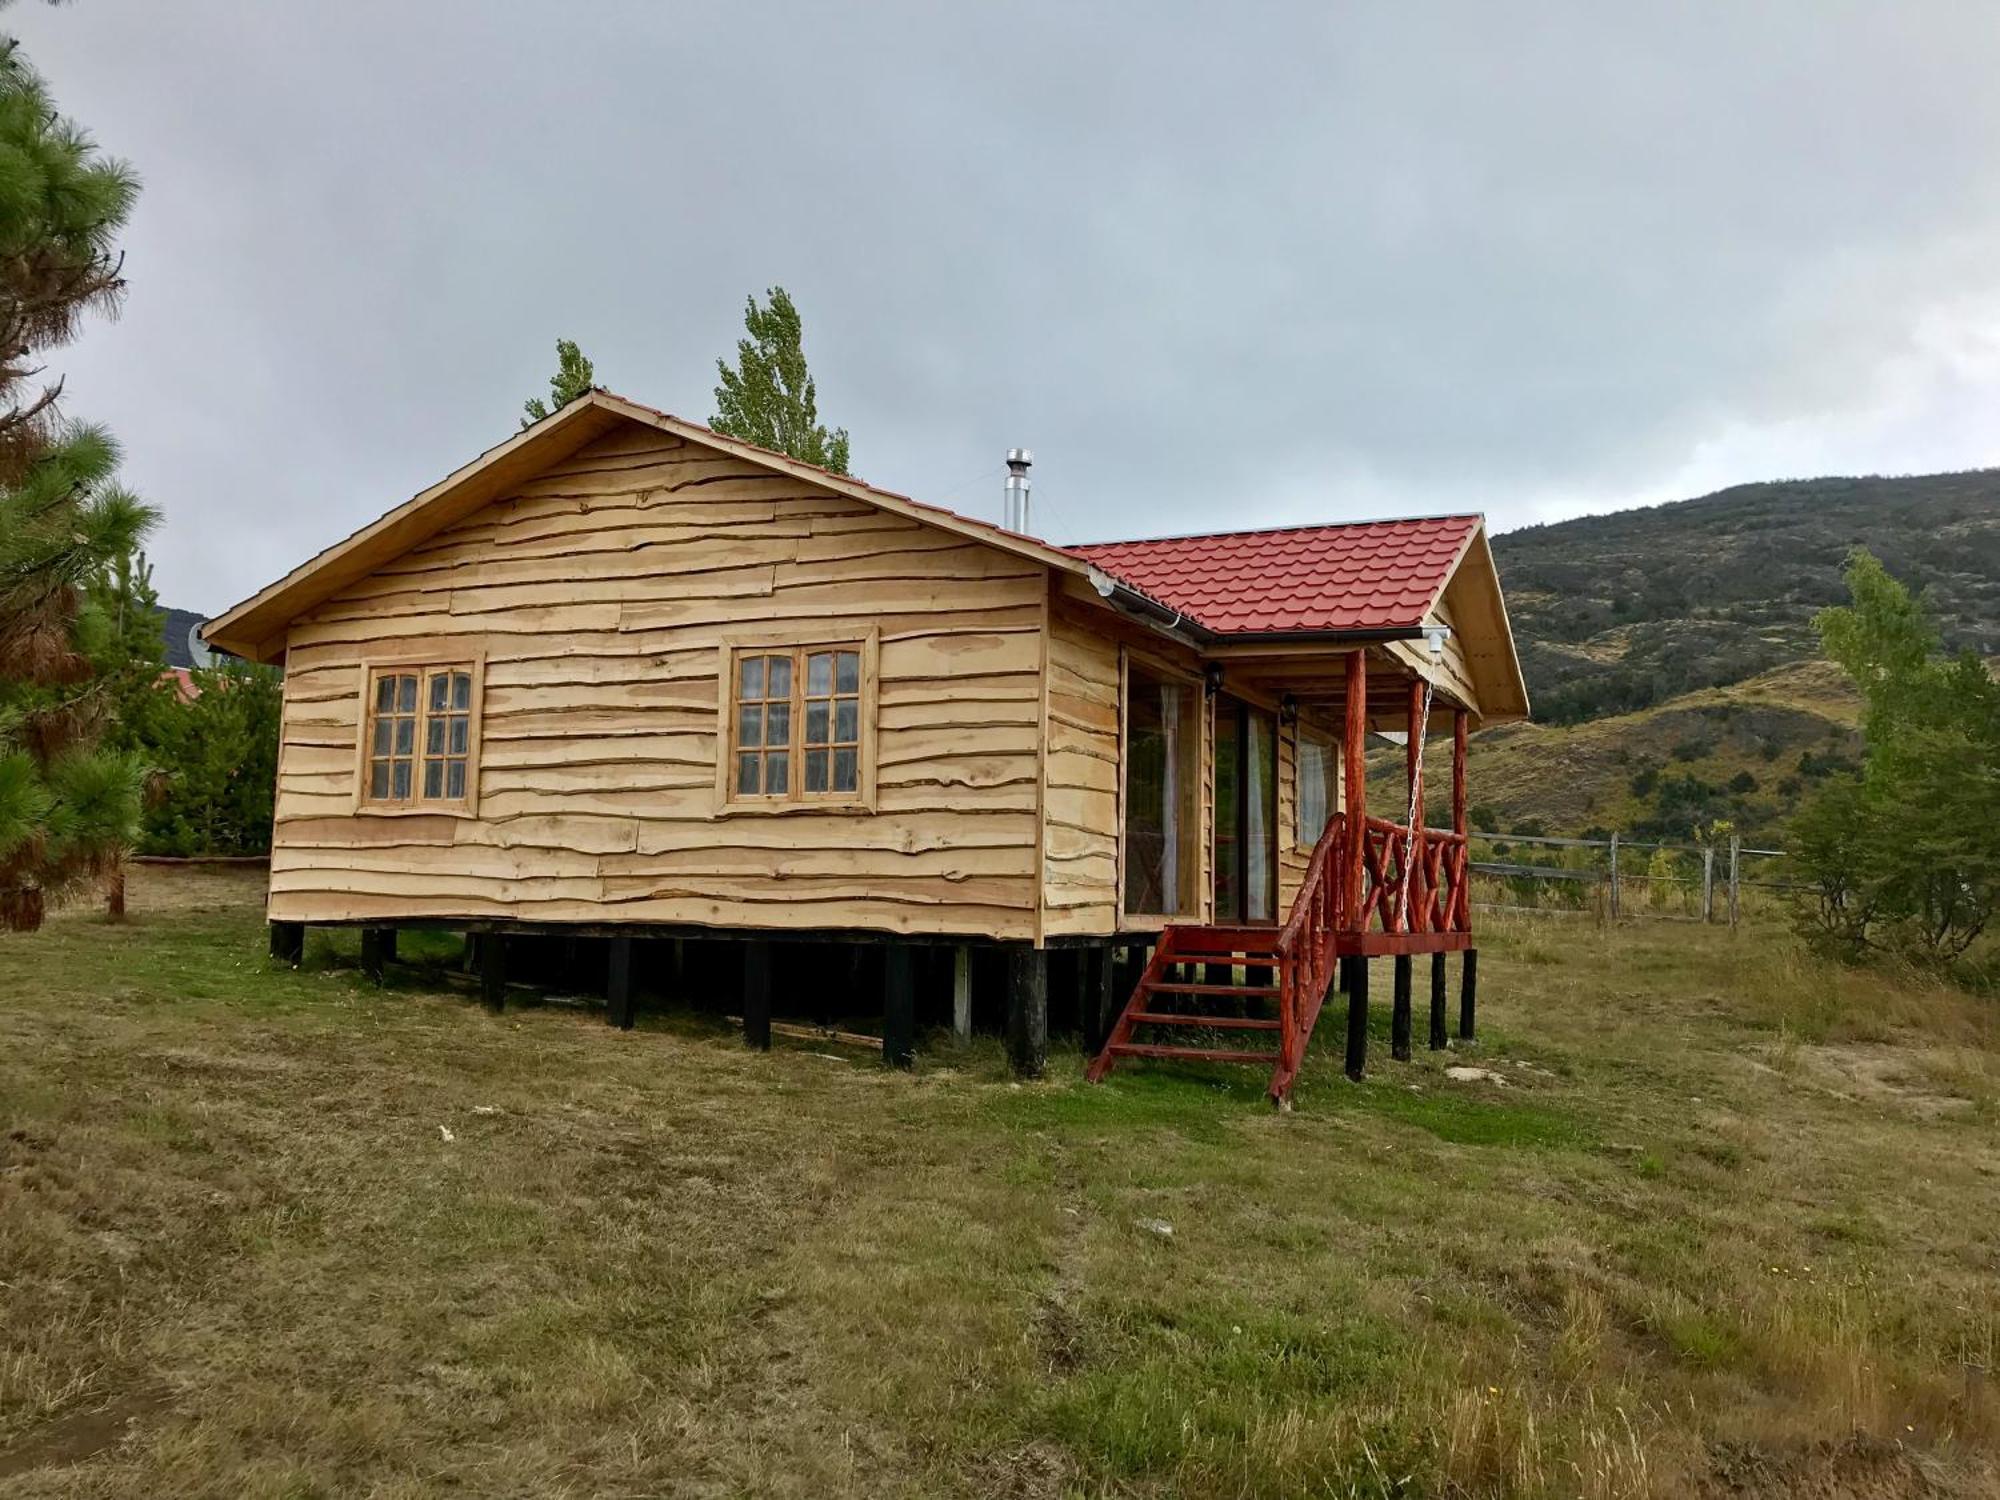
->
[1459,948,1478,1042]
[360,927,391,984]
[1391,954,1413,1061]
[606,935,636,1030]
[479,933,507,1012]
[884,945,916,1068]
[743,940,772,1051]
[1007,947,1048,1079]
[1344,956,1369,1081]
[1087,942,1117,1053]
[269,921,304,967]
[1428,952,1448,1050]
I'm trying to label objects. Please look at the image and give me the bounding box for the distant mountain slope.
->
[161,607,208,668]
[1490,469,2000,726]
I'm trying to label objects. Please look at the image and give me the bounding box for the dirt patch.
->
[1795,1045,1977,1121]
[1698,1433,1956,1498]
[0,1391,174,1479]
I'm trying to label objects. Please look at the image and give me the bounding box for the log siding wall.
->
[270,427,1047,937]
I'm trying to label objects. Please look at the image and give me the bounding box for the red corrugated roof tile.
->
[1067,516,1479,636]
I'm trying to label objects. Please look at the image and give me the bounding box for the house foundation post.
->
[479,933,507,1012]
[1344,955,1369,1081]
[1428,952,1448,1050]
[1458,948,1478,1041]
[269,921,305,967]
[360,927,393,984]
[742,940,772,1051]
[606,935,636,1030]
[1007,947,1048,1079]
[951,945,972,1040]
[1392,954,1413,1061]
[883,945,916,1068]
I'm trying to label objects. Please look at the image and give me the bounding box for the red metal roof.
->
[1068,515,1480,636]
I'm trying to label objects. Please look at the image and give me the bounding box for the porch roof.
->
[1068,516,1480,636]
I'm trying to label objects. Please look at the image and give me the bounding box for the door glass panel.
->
[1122,666,1199,915]
[1246,710,1277,921]
[1212,698,1242,920]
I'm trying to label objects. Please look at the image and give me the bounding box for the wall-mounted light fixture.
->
[1279,693,1299,726]
[1204,662,1225,698]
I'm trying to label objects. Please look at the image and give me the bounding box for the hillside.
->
[1463,469,2000,839]
[1492,469,2000,726]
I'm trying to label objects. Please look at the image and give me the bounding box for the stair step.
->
[1165,926,1283,956]
[1108,1042,1277,1063]
[1128,1012,1281,1030]
[1144,981,1280,997]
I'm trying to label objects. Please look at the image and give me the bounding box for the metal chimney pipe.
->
[1004,448,1032,532]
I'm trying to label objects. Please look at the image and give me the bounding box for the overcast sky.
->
[13,1,2000,613]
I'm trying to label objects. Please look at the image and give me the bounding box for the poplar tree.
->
[0,27,157,930]
[521,337,595,426]
[711,286,850,474]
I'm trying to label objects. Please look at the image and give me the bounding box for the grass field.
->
[2,868,1997,1498]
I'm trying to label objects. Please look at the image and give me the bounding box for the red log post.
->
[1342,648,1367,929]
[1451,707,1468,835]
[1405,678,1426,932]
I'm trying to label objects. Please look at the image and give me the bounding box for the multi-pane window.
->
[364,663,477,807]
[801,648,861,795]
[728,643,868,805]
[734,652,794,797]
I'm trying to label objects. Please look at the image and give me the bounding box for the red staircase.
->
[1086,814,1348,1104]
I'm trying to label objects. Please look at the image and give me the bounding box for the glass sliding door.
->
[1122,663,1200,916]
[1212,696,1278,922]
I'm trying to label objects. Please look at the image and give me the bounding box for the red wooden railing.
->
[1356,817,1471,936]
[1270,813,1347,1089]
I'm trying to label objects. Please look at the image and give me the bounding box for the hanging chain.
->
[1395,677,1435,932]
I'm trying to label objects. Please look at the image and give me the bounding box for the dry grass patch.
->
[0,871,1995,1496]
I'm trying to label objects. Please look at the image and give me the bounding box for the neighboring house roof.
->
[1068,516,1480,636]
[202,391,1525,716]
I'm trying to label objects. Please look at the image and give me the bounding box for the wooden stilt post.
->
[360,927,391,984]
[1458,949,1478,1041]
[479,932,507,1012]
[742,941,772,1050]
[1406,679,1426,930]
[606,935,635,1030]
[269,921,304,967]
[1086,943,1117,1053]
[952,945,972,1039]
[1392,954,1413,1060]
[1428,952,1447,1050]
[883,945,915,1068]
[1451,708,1467,836]
[1344,955,1369,1081]
[1007,947,1048,1079]
[1343,648,1368,929]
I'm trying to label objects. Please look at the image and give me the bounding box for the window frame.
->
[715,631,879,816]
[1117,647,1206,924]
[352,654,485,817]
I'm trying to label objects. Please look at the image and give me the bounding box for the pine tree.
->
[521,338,596,427]
[0,27,157,931]
[711,287,850,474]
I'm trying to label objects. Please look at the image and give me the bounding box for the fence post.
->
[1701,845,1715,923]
[1728,834,1741,928]
[1607,831,1620,922]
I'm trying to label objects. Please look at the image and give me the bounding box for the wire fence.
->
[1468,831,1797,924]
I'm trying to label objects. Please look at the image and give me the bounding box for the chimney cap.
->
[1006,447,1032,469]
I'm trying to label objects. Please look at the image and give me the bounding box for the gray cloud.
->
[13,0,2000,612]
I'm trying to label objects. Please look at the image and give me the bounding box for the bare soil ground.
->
[0,867,1995,1497]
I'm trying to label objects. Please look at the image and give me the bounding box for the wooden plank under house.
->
[208,391,1529,1101]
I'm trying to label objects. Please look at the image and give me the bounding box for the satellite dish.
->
[187,622,215,669]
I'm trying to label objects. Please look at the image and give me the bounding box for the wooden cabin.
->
[204,392,1528,1101]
